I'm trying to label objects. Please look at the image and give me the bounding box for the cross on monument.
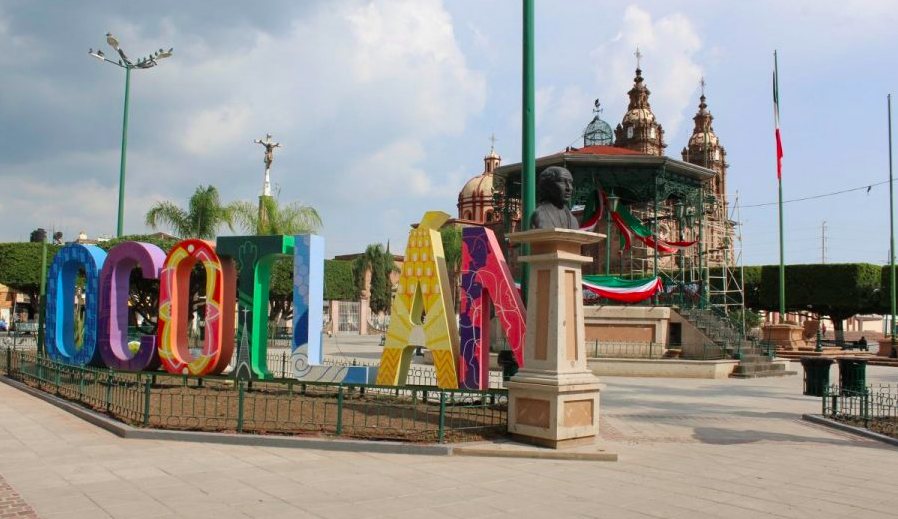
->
[489,133,498,152]
[700,77,706,96]
[254,133,281,197]
[634,46,643,69]
[593,98,603,114]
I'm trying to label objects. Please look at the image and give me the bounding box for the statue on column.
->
[529,166,579,230]
[254,134,281,198]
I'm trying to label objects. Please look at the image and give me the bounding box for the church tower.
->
[614,50,666,156]
[681,83,728,202]
[681,82,733,267]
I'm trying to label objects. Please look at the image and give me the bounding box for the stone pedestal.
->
[505,228,604,449]
[877,338,897,357]
[762,324,807,351]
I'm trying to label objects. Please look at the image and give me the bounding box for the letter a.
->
[458,227,525,389]
[376,211,459,388]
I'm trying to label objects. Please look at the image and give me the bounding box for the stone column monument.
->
[506,167,605,448]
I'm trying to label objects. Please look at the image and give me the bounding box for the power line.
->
[741,180,888,208]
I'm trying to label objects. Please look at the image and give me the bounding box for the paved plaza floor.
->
[1,362,897,519]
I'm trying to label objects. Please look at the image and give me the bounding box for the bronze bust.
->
[529,166,579,230]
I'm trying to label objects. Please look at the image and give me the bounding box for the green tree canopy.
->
[232,196,322,235]
[439,225,462,308]
[145,185,237,239]
[0,242,62,318]
[759,263,880,335]
[352,244,397,314]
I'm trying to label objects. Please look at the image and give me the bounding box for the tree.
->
[232,196,321,235]
[439,225,463,309]
[0,242,62,320]
[759,263,880,343]
[145,185,238,240]
[352,244,397,315]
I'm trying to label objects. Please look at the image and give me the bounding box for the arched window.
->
[485,211,494,222]
[463,210,473,220]
[649,127,656,139]
[626,126,634,139]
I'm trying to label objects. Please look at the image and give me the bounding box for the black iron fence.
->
[822,384,898,439]
[0,348,507,443]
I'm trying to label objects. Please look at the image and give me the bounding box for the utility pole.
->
[820,220,827,264]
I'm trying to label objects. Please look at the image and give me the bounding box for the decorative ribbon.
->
[582,275,663,303]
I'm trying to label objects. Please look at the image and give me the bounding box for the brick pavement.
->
[0,364,896,519]
[0,475,39,519]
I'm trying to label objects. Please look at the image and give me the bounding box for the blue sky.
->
[1,0,896,266]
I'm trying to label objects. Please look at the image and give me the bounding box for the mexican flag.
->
[579,186,606,231]
[774,61,783,179]
[582,275,662,303]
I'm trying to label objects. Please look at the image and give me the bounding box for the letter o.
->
[45,244,107,366]
[157,240,235,375]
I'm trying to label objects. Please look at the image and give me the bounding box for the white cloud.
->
[591,5,703,142]
[0,0,486,248]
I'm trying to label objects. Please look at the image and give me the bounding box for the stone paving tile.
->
[1,367,898,519]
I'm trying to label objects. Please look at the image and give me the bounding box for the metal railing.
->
[822,384,898,439]
[0,348,507,443]
[588,341,662,359]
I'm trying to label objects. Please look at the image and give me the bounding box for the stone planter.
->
[877,338,897,358]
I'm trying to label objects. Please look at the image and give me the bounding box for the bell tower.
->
[614,48,666,156]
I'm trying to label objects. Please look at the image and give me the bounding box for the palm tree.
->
[145,185,237,239]
[232,196,322,235]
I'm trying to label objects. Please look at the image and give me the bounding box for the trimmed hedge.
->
[759,263,880,320]
[325,259,357,301]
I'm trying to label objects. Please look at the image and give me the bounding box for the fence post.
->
[5,346,10,374]
[143,376,152,427]
[336,385,344,436]
[54,362,60,394]
[281,352,287,378]
[862,390,870,429]
[237,381,245,434]
[104,371,114,413]
[438,391,447,443]
[78,368,84,402]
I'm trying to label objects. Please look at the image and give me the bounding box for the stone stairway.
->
[729,351,794,378]
[678,307,796,378]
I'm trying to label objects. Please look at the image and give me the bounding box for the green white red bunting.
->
[582,275,662,303]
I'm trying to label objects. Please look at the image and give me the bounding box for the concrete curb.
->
[0,376,451,456]
[802,413,898,448]
[453,443,618,462]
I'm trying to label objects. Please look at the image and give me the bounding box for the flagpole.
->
[521,0,536,305]
[775,50,786,319]
[888,93,895,352]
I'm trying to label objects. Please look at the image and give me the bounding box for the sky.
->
[1,0,896,266]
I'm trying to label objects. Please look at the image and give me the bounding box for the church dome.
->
[457,144,502,223]
[584,99,613,147]
[459,172,494,201]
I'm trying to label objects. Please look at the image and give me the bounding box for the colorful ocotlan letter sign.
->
[44,221,522,389]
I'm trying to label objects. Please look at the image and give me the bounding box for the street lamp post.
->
[89,33,172,237]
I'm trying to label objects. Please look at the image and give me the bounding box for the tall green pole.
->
[775,51,785,318]
[116,66,132,238]
[521,0,536,304]
[37,241,48,356]
[886,94,895,354]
